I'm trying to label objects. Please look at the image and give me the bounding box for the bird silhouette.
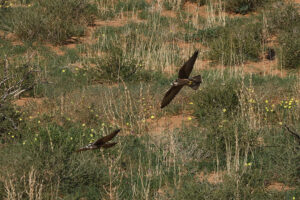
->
[76,129,120,152]
[161,50,202,108]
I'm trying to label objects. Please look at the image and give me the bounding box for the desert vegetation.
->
[0,0,299,199]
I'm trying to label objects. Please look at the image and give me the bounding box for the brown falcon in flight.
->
[76,129,120,152]
[161,50,202,108]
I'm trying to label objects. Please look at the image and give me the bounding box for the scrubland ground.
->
[0,0,300,199]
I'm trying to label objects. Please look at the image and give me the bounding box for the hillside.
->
[0,0,299,199]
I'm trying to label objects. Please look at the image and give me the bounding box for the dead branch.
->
[284,124,300,145]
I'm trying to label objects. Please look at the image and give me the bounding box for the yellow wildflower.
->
[90,134,94,137]
[279,122,283,125]
[11,135,14,138]
[38,120,41,124]
[265,100,268,104]
[70,137,73,140]
[189,102,194,105]
[188,117,192,121]
[222,108,227,113]
[82,123,86,127]
[62,69,65,73]
[19,118,22,121]
[150,115,155,119]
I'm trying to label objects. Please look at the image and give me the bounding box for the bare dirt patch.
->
[196,171,225,184]
[243,59,287,77]
[1,32,23,46]
[13,97,45,107]
[192,58,287,77]
[266,182,296,191]
[183,2,208,18]
[160,10,177,18]
[147,114,195,136]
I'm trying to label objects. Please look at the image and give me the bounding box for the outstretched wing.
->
[76,144,94,152]
[178,50,199,79]
[161,86,183,108]
[93,129,121,146]
[102,142,118,149]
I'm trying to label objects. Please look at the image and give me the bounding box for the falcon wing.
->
[93,129,121,146]
[178,50,199,79]
[161,85,184,108]
[76,144,93,152]
[102,142,118,149]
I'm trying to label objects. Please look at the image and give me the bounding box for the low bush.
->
[225,0,270,14]
[116,0,149,12]
[193,78,241,126]
[266,2,300,34]
[10,0,97,44]
[94,46,143,82]
[278,32,300,69]
[208,19,263,65]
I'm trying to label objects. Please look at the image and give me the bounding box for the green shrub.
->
[266,2,300,34]
[0,63,38,141]
[10,0,97,44]
[208,19,263,65]
[225,0,269,14]
[184,26,224,44]
[184,0,206,6]
[193,78,241,126]
[0,103,22,142]
[278,32,300,69]
[116,0,149,12]
[93,46,143,82]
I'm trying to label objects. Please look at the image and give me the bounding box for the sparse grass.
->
[0,0,300,199]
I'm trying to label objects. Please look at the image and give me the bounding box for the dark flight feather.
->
[76,129,120,152]
[161,85,184,108]
[178,50,199,79]
[94,129,120,146]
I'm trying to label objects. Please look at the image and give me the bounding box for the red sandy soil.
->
[196,171,225,184]
[266,182,296,191]
[13,97,44,107]
[146,114,195,135]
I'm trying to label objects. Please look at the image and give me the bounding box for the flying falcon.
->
[76,129,120,152]
[161,50,202,108]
